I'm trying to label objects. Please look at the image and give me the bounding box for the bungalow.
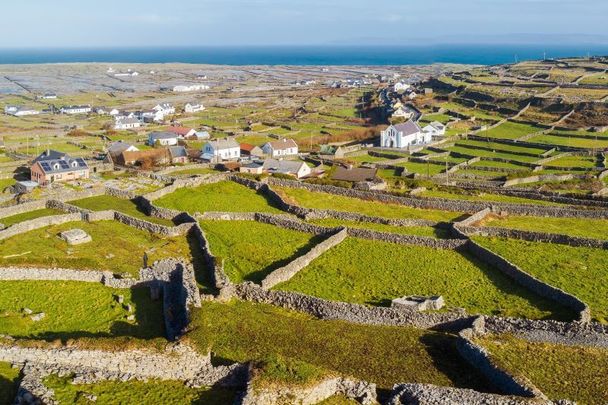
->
[168,146,189,164]
[153,103,175,115]
[173,84,210,92]
[262,159,311,179]
[422,121,447,137]
[193,130,211,140]
[201,138,241,161]
[261,139,298,158]
[4,105,40,116]
[60,105,92,115]
[40,93,57,100]
[107,141,139,163]
[240,143,264,158]
[30,150,89,186]
[114,116,141,130]
[148,131,179,146]
[380,120,430,149]
[141,110,165,123]
[166,126,197,139]
[240,162,264,175]
[184,102,205,113]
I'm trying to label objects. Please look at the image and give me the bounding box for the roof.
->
[33,150,88,174]
[392,120,422,136]
[429,121,445,129]
[165,126,194,136]
[331,166,378,183]
[240,143,261,153]
[265,139,298,151]
[262,159,306,174]
[17,181,38,187]
[61,105,90,110]
[206,138,240,150]
[115,116,140,125]
[242,162,263,169]
[169,146,188,158]
[108,141,136,155]
[148,131,178,140]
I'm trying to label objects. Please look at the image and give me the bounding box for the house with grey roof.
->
[168,146,189,164]
[148,131,179,146]
[201,138,240,161]
[262,158,311,179]
[114,116,141,130]
[30,150,89,186]
[380,120,429,148]
[261,138,299,158]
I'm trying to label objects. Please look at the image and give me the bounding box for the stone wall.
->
[303,208,438,227]
[345,227,467,249]
[0,213,82,242]
[190,223,230,289]
[0,343,244,388]
[143,173,227,202]
[456,328,546,399]
[105,186,137,200]
[232,282,472,331]
[0,267,110,283]
[460,225,608,249]
[261,229,348,289]
[388,383,543,405]
[461,231,590,322]
[503,174,579,188]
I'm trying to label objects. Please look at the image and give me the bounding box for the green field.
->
[482,214,608,240]
[276,237,571,320]
[0,208,64,228]
[528,134,608,149]
[274,186,463,222]
[70,195,174,225]
[155,181,282,214]
[0,362,20,405]
[199,220,319,283]
[545,155,599,168]
[420,189,561,206]
[0,281,162,339]
[478,335,608,404]
[45,374,236,405]
[0,220,193,277]
[398,161,447,176]
[473,237,608,323]
[477,121,544,140]
[187,300,489,390]
[308,218,449,238]
[445,145,540,163]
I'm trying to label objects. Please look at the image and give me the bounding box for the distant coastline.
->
[1,44,608,66]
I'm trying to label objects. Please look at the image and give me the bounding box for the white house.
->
[114,116,141,130]
[60,105,91,115]
[422,121,447,137]
[184,102,205,113]
[4,105,40,116]
[41,93,57,100]
[201,139,241,161]
[148,131,179,146]
[394,82,411,93]
[261,139,298,158]
[173,84,210,92]
[141,110,165,123]
[407,91,418,100]
[262,159,311,179]
[109,108,121,116]
[153,103,175,115]
[194,130,211,140]
[380,120,430,148]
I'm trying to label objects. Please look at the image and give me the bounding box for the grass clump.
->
[274,186,462,222]
[251,355,329,389]
[0,362,20,405]
[44,374,236,405]
[0,281,163,339]
[0,220,193,277]
[155,181,282,214]
[477,335,608,404]
[187,300,489,390]
[200,220,319,283]
[276,237,571,320]
[0,208,63,228]
[69,195,173,226]
[472,237,608,323]
[481,214,608,240]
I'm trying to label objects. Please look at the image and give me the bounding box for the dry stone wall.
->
[190,223,230,289]
[0,213,82,241]
[232,282,472,331]
[261,229,348,289]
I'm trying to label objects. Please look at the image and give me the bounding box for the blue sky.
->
[2,0,607,47]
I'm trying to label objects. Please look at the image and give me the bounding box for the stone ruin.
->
[391,295,445,312]
[58,229,92,245]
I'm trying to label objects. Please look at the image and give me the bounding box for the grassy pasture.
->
[529,134,608,149]
[0,281,163,339]
[0,208,64,228]
[481,214,608,240]
[199,220,319,283]
[277,237,571,320]
[0,220,193,277]
[477,121,544,140]
[187,300,490,391]
[473,236,608,323]
[155,181,283,214]
[45,374,236,405]
[69,195,174,225]
[477,335,608,404]
[546,155,599,168]
[274,186,463,222]
[307,218,449,238]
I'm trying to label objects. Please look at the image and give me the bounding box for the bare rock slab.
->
[59,229,92,245]
[391,295,445,312]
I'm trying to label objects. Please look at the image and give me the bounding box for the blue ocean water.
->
[1,44,608,65]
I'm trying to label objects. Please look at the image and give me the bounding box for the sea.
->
[1,44,608,66]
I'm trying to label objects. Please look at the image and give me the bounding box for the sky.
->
[1,0,608,48]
